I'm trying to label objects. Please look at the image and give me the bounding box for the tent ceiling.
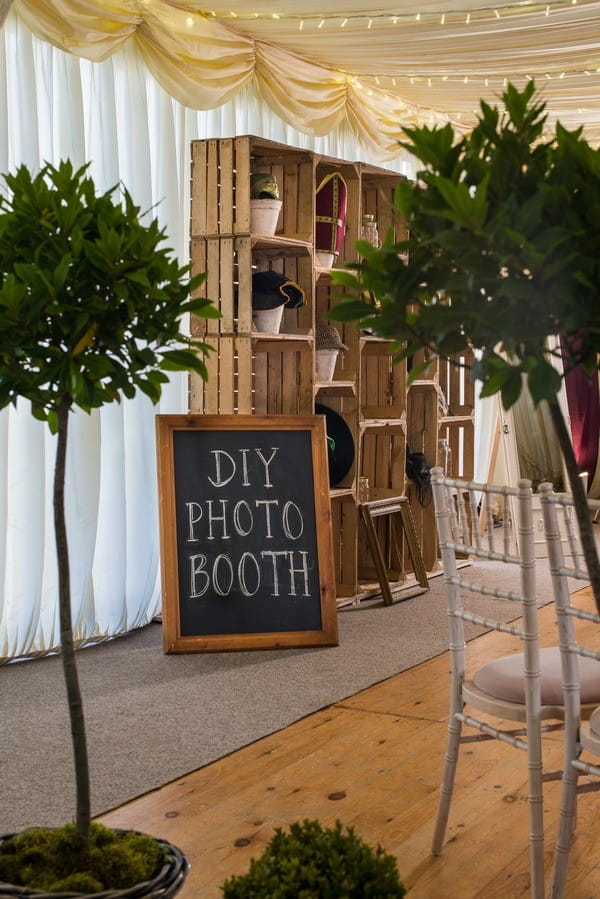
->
[12,0,600,156]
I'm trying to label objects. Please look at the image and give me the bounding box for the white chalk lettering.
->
[288,551,310,596]
[238,552,260,596]
[282,501,304,539]
[255,499,279,537]
[206,500,230,540]
[260,550,289,596]
[233,500,253,536]
[239,448,251,486]
[189,554,209,597]
[207,449,236,487]
[254,447,278,487]
[186,502,202,541]
[213,554,234,596]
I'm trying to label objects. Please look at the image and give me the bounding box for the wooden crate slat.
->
[267,351,283,413]
[234,136,251,233]
[218,336,235,413]
[206,141,219,235]
[219,237,235,332]
[236,338,254,414]
[236,238,253,333]
[205,238,221,335]
[189,238,208,337]
[190,141,207,238]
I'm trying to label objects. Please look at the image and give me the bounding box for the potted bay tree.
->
[0,160,218,895]
[330,81,600,613]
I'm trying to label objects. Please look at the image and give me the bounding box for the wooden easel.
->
[359,496,428,605]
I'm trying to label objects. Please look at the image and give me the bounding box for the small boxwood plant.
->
[220,819,406,898]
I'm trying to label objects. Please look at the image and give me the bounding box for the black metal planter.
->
[0,832,189,899]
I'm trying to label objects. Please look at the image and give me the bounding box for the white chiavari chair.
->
[432,468,577,899]
[539,482,600,898]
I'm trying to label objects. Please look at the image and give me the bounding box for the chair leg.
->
[432,708,462,855]
[527,734,545,899]
[550,762,579,898]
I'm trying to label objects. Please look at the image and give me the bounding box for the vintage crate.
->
[190,235,314,337]
[359,165,408,251]
[191,136,314,240]
[437,347,476,416]
[190,336,314,417]
[438,417,475,481]
[329,496,359,603]
[360,339,406,421]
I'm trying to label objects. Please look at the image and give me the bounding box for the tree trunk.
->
[547,397,600,615]
[54,395,91,838]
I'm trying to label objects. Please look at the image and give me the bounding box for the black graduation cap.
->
[315,403,355,487]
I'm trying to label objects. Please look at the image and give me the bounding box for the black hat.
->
[252,271,305,310]
[315,403,355,487]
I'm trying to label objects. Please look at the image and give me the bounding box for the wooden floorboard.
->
[99,588,600,898]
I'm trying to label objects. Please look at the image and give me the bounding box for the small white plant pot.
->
[316,252,335,269]
[250,199,282,235]
[252,304,285,334]
[315,348,339,381]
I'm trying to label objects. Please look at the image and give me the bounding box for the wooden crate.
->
[360,166,408,249]
[191,136,314,240]
[329,496,359,603]
[189,337,313,417]
[360,339,406,420]
[437,347,476,416]
[190,236,314,337]
[315,280,360,382]
[438,417,475,481]
[357,425,407,580]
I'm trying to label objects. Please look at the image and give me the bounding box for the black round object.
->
[315,403,355,487]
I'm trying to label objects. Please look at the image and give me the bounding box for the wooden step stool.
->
[359,496,429,605]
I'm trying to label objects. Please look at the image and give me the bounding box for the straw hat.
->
[315,324,348,352]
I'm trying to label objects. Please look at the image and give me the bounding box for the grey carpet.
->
[0,558,585,833]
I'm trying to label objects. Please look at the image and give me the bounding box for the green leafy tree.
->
[0,160,218,840]
[330,82,600,611]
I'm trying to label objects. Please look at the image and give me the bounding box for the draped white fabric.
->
[0,11,415,661]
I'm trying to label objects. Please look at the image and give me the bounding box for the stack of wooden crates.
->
[189,135,474,607]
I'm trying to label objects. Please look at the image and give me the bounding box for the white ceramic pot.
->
[250,199,282,235]
[315,348,339,381]
[252,304,285,333]
[316,252,335,269]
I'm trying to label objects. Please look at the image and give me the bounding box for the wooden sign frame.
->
[155,414,338,652]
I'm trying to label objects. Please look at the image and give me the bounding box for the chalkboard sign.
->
[155,414,338,652]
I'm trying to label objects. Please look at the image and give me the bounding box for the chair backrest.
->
[538,483,600,708]
[431,467,539,688]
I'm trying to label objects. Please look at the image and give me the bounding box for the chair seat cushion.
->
[589,705,600,738]
[473,646,600,706]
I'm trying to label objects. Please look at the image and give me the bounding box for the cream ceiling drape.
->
[12,0,600,157]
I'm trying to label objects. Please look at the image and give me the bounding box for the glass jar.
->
[358,477,370,503]
[361,214,380,247]
[438,438,452,477]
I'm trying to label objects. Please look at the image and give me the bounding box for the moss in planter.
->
[0,822,165,893]
[221,819,406,898]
